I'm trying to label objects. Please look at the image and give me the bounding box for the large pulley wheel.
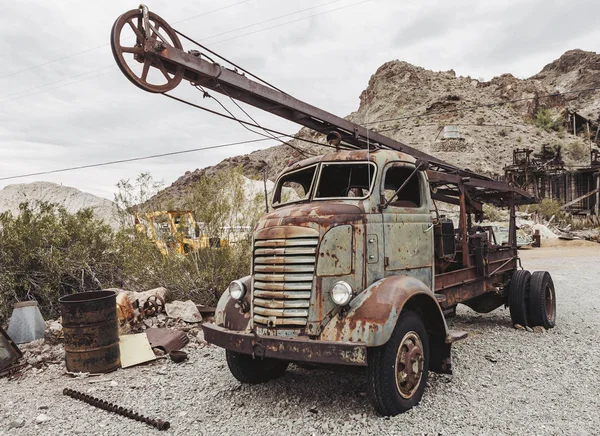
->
[110,8,184,93]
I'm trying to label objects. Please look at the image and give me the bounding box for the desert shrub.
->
[0,202,123,320]
[565,140,588,161]
[529,198,562,221]
[483,204,505,221]
[116,167,263,303]
[0,169,266,320]
[532,108,562,132]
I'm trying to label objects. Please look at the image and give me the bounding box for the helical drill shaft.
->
[63,388,170,431]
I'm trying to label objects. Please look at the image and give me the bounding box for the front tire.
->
[367,310,429,416]
[226,350,289,384]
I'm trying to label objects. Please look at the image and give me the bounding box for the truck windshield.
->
[272,164,317,206]
[315,162,375,199]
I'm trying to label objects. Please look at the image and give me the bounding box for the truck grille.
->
[252,235,318,327]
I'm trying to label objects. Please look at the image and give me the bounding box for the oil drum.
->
[59,290,120,373]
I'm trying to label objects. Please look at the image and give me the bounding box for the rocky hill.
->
[151,49,600,204]
[0,182,122,230]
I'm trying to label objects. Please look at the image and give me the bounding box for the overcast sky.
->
[1,0,599,200]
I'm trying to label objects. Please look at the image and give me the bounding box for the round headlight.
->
[229,280,246,300]
[331,281,353,306]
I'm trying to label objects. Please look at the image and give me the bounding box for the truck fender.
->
[215,275,252,331]
[320,275,448,347]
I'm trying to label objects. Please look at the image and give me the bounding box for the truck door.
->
[381,162,434,289]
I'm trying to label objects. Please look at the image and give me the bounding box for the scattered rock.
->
[165,300,203,323]
[514,324,525,330]
[35,414,51,424]
[8,419,25,429]
[484,355,498,363]
[109,380,118,387]
[525,326,533,332]
[533,326,546,333]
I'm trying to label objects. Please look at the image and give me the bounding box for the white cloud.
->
[0,0,598,199]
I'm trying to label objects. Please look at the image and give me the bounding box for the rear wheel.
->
[509,270,531,327]
[367,311,429,416]
[226,350,289,384]
[528,271,556,329]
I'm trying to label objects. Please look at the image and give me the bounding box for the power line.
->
[175,29,287,94]
[0,1,361,102]
[198,0,344,43]
[0,66,115,102]
[209,0,371,46]
[191,83,313,157]
[0,137,277,182]
[161,92,337,150]
[0,0,252,80]
[0,69,115,104]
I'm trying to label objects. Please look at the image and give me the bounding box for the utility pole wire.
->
[0,0,252,79]
[0,137,275,181]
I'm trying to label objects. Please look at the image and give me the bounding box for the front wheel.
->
[226,350,289,384]
[367,310,429,416]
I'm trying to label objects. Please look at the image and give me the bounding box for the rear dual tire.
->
[509,269,556,329]
[528,271,556,329]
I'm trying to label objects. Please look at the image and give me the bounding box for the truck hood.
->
[258,202,365,229]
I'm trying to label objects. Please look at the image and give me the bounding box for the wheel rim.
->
[395,331,424,399]
[545,284,555,323]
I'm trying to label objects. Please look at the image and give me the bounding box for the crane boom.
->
[110,6,535,205]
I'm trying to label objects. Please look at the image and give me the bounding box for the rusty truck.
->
[111,6,557,415]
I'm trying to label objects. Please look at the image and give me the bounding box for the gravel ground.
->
[1,243,599,436]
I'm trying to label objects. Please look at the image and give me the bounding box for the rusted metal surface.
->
[0,326,22,372]
[112,7,540,380]
[59,291,120,373]
[142,295,165,318]
[215,275,252,331]
[63,388,170,431]
[146,328,189,354]
[111,9,184,93]
[319,276,447,346]
[202,324,367,366]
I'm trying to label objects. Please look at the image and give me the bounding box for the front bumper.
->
[202,324,367,366]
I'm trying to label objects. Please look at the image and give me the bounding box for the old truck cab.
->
[203,149,459,414]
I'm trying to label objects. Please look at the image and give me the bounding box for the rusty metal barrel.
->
[59,290,120,373]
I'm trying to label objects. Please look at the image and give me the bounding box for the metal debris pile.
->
[0,287,212,381]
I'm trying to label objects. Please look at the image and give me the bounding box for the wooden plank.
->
[561,187,600,209]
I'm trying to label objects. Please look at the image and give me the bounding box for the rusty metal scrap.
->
[146,328,189,354]
[0,327,22,373]
[59,290,120,374]
[63,388,170,431]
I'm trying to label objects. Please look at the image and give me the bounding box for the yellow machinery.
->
[135,210,204,255]
[135,210,228,255]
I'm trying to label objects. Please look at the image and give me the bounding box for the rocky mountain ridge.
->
[151,49,600,206]
[0,182,122,229]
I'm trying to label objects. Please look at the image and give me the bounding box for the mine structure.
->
[504,145,600,215]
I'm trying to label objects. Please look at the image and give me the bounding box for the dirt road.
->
[1,241,599,435]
